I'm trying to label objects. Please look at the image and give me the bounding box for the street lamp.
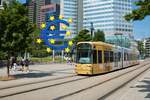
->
[114,32,123,68]
[114,33,123,47]
[90,22,94,38]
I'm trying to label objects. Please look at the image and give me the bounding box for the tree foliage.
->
[0,1,35,75]
[137,40,145,56]
[0,1,35,56]
[125,0,150,21]
[93,30,105,42]
[73,29,91,43]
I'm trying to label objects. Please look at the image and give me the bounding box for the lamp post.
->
[114,33,123,47]
[90,22,94,38]
[114,33,123,68]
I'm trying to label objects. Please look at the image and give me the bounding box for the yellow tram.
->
[75,42,139,75]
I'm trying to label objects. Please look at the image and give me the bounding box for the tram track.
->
[0,62,149,99]
[0,74,76,90]
[98,63,150,100]
[53,62,150,100]
[0,67,75,90]
[0,74,90,98]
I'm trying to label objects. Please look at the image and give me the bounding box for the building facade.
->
[27,0,60,27]
[60,0,78,34]
[27,0,36,24]
[40,4,60,24]
[83,0,133,37]
[143,38,150,58]
[0,0,2,10]
[0,0,12,10]
[27,0,133,38]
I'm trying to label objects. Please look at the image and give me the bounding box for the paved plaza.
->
[0,62,150,100]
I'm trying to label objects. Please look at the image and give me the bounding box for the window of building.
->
[0,0,1,5]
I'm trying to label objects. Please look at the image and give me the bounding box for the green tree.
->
[0,1,35,76]
[125,0,150,21]
[93,30,105,42]
[73,29,91,43]
[137,40,145,58]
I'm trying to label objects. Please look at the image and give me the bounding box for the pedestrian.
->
[20,57,25,71]
[24,58,29,72]
[12,56,17,71]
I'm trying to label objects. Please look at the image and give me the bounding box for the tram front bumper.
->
[75,64,92,75]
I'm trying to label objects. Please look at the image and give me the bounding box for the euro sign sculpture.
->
[38,15,73,53]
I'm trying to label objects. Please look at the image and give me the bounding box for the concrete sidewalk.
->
[0,63,74,75]
[118,69,150,100]
[0,63,74,89]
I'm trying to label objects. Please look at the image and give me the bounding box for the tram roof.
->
[77,41,113,47]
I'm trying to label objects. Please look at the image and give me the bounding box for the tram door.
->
[114,52,119,68]
[104,51,110,72]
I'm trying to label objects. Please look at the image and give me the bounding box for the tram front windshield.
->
[76,43,92,64]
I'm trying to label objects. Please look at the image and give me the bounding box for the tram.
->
[75,42,139,75]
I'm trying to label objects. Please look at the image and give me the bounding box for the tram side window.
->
[93,50,97,64]
[110,51,114,62]
[118,52,121,61]
[124,53,126,61]
[128,54,130,60]
[98,50,102,63]
[104,51,109,63]
[114,53,118,62]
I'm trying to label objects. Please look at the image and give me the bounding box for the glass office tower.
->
[83,0,133,37]
[60,0,78,34]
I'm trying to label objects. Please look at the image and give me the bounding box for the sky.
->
[18,0,26,3]
[18,0,150,40]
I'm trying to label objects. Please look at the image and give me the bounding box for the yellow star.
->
[41,23,46,29]
[62,24,67,30]
[49,16,55,21]
[50,25,55,30]
[66,31,71,36]
[36,38,42,44]
[68,41,73,46]
[65,48,70,53]
[68,18,73,23]
[50,39,55,44]
[59,15,64,20]
[47,48,52,53]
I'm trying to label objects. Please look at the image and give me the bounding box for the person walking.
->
[12,56,17,71]
[20,57,25,71]
[24,58,29,72]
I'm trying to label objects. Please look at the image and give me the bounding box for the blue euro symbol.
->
[40,19,70,50]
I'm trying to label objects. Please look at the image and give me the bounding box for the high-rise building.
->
[27,0,36,24]
[0,0,2,10]
[40,4,60,24]
[143,38,150,57]
[83,0,133,37]
[27,0,133,38]
[60,0,78,34]
[0,0,12,10]
[27,0,60,27]
[36,0,45,27]
[27,0,81,34]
